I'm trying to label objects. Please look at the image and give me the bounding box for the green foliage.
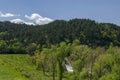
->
[92,45,120,80]
[0,19,120,80]
[93,54,114,79]
[79,68,89,80]
[0,42,120,80]
[33,41,120,80]
[99,73,119,80]
[0,54,58,80]
[26,43,37,54]
[0,19,120,54]
[0,40,8,53]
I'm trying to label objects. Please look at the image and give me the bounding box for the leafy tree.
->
[93,54,115,80]
[35,48,48,75]
[57,42,71,80]
[48,45,58,80]
[0,40,7,53]
[26,43,37,54]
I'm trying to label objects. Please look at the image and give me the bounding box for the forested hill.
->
[0,19,120,53]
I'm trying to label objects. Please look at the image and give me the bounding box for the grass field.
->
[0,54,53,80]
[0,54,75,80]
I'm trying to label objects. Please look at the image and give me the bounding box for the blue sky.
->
[0,0,120,25]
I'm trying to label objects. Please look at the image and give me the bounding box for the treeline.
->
[0,19,120,53]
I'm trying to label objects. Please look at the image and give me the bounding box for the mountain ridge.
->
[0,18,120,53]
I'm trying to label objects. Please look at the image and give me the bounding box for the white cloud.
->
[10,19,24,24]
[25,13,53,25]
[1,12,53,25]
[10,19,35,25]
[0,12,17,17]
[25,22,35,25]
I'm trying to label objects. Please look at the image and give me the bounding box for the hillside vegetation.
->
[0,42,120,80]
[0,19,120,54]
[0,19,120,80]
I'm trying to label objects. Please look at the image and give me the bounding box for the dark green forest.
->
[0,19,120,80]
[0,19,120,54]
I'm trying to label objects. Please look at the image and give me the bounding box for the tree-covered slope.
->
[0,19,120,54]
